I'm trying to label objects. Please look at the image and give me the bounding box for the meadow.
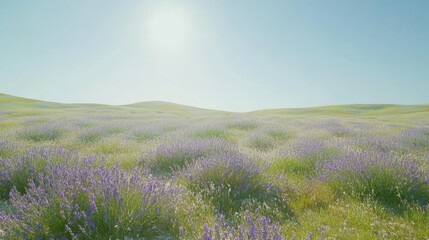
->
[0,93,428,239]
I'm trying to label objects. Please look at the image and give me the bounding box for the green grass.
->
[228,122,258,131]
[246,136,275,151]
[133,131,158,142]
[79,131,104,144]
[268,157,317,179]
[267,130,294,141]
[193,129,227,139]
[1,93,429,239]
[19,127,65,142]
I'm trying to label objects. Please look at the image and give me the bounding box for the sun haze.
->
[145,4,192,51]
[0,0,428,111]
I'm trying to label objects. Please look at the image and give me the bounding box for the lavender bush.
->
[320,150,429,208]
[199,212,284,240]
[401,127,429,150]
[19,124,66,142]
[0,141,16,159]
[0,147,80,199]
[270,139,334,178]
[0,159,182,239]
[246,133,275,152]
[183,152,280,217]
[145,138,235,175]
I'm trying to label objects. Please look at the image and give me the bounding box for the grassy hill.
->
[252,104,429,116]
[1,93,428,116]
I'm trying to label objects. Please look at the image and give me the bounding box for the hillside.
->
[1,93,429,116]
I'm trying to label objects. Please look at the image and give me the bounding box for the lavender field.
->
[0,93,428,239]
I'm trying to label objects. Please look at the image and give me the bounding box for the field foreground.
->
[0,93,428,239]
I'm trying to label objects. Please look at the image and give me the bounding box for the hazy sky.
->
[1,0,428,111]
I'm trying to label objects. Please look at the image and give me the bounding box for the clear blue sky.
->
[1,0,428,111]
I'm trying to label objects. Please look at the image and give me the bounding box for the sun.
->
[145,5,192,51]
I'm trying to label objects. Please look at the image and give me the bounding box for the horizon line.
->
[1,92,428,113]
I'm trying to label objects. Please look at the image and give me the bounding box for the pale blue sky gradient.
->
[1,0,428,111]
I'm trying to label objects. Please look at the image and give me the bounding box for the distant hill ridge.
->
[1,93,428,115]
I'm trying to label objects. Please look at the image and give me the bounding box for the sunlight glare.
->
[145,5,192,51]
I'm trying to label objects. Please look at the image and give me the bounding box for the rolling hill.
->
[1,93,429,116]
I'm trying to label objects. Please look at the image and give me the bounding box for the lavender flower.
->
[0,157,182,239]
[183,152,279,216]
[145,138,235,175]
[200,212,284,240]
[320,150,429,208]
